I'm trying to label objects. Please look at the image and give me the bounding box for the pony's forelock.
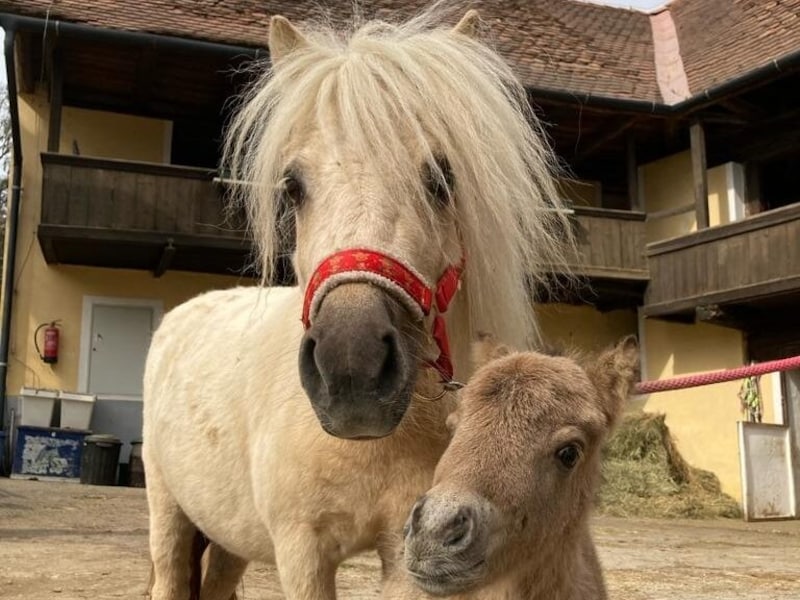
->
[223,4,575,350]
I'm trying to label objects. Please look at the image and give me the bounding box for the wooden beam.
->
[47,48,64,153]
[134,45,159,105]
[575,118,639,161]
[690,122,709,229]
[154,239,177,278]
[626,135,641,211]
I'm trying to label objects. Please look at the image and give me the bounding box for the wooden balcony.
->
[38,153,253,277]
[645,203,800,324]
[543,207,649,309]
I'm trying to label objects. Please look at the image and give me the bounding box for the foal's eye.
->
[424,156,454,208]
[281,169,306,209]
[556,444,581,469]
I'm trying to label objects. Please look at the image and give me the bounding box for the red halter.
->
[301,248,465,382]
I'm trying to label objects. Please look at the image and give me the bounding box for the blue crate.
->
[12,426,90,480]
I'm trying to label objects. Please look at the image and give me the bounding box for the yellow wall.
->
[637,318,751,500]
[59,106,171,163]
[707,165,728,227]
[535,303,638,352]
[642,151,729,242]
[5,90,248,398]
[9,265,247,394]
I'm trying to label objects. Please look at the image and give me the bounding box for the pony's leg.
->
[200,542,248,600]
[146,463,200,600]
[273,526,337,600]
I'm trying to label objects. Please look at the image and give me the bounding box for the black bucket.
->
[80,434,122,486]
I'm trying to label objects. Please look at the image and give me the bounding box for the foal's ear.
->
[587,335,640,427]
[269,15,310,64]
[471,331,512,370]
[451,9,481,38]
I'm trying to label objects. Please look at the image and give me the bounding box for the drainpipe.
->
[0,26,22,429]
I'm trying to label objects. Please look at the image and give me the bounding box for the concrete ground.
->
[1,478,799,599]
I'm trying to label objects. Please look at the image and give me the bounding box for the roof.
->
[0,0,798,106]
[670,0,800,94]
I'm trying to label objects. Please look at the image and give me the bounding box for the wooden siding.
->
[645,203,800,316]
[568,207,648,280]
[41,153,245,238]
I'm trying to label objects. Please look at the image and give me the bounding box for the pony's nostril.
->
[298,333,328,400]
[377,330,402,395]
[442,507,474,549]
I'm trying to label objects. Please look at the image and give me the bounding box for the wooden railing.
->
[40,153,246,238]
[645,203,800,316]
[567,206,648,280]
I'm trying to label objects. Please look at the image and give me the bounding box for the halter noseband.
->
[301,248,465,383]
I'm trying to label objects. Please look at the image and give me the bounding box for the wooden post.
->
[47,48,64,153]
[627,135,641,211]
[690,122,709,229]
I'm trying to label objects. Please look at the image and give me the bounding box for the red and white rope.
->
[634,354,800,395]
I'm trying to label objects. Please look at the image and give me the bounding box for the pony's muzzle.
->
[298,284,414,439]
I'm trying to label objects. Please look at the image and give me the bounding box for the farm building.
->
[0,0,798,517]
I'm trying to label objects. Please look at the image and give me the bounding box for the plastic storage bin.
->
[58,391,96,430]
[80,434,122,486]
[19,387,58,427]
[11,425,89,480]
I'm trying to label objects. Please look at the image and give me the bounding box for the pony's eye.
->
[424,156,454,208]
[556,444,581,469]
[281,170,306,209]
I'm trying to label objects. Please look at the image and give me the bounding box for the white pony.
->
[143,6,571,599]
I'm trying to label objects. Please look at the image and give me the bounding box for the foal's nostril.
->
[442,507,474,549]
[408,496,427,536]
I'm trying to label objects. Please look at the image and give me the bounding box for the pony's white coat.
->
[143,6,573,599]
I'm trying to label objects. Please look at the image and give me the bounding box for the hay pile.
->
[597,412,742,519]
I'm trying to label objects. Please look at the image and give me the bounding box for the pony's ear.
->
[269,15,310,64]
[451,9,481,38]
[471,331,512,370]
[587,335,640,428]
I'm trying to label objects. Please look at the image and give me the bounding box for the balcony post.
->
[690,121,709,229]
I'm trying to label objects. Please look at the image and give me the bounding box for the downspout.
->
[0,25,22,429]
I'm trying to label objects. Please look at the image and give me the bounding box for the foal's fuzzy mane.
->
[223,3,574,350]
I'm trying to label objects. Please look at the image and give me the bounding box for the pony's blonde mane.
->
[223,5,574,350]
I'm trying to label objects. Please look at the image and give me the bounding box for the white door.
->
[87,304,156,397]
[785,370,800,516]
[738,421,796,521]
[79,298,161,466]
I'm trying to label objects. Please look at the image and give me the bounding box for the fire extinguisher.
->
[34,320,61,365]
